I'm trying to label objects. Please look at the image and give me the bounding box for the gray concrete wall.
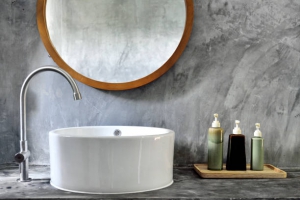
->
[0,0,300,167]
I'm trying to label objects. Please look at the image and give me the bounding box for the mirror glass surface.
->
[46,0,186,83]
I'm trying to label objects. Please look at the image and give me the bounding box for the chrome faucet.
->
[14,66,82,182]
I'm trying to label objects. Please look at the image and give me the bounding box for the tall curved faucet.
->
[14,66,82,182]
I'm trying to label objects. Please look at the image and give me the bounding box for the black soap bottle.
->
[226,120,246,170]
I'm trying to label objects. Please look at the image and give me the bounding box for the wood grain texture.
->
[36,0,194,90]
[194,164,287,179]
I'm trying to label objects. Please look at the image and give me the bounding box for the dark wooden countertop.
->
[0,163,299,199]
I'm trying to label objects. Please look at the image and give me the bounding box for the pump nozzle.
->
[233,120,241,134]
[254,123,262,137]
[214,113,218,119]
[212,113,220,127]
[255,123,260,129]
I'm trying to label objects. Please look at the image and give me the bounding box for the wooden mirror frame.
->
[36,0,194,90]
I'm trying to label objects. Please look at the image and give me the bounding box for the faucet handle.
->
[14,151,30,163]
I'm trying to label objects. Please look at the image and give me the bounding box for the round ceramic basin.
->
[49,126,175,194]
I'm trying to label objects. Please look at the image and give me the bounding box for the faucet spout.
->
[16,66,82,182]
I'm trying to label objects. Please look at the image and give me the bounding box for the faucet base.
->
[17,178,32,182]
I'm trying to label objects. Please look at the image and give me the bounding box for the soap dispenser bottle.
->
[207,114,224,170]
[251,123,264,171]
[226,120,246,170]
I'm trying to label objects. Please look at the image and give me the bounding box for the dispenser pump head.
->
[254,123,262,137]
[212,113,220,128]
[233,120,241,134]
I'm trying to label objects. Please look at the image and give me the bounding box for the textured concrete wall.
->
[0,0,300,167]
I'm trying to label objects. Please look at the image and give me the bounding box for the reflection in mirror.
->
[46,0,186,83]
[37,0,193,90]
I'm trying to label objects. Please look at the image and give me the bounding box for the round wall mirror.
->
[37,0,193,90]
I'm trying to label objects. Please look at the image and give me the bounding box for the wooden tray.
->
[194,164,287,179]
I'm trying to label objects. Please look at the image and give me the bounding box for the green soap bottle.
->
[251,123,264,171]
[208,114,224,170]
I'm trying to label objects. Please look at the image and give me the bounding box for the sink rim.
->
[49,125,175,138]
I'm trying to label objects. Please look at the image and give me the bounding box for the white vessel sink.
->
[49,126,175,194]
